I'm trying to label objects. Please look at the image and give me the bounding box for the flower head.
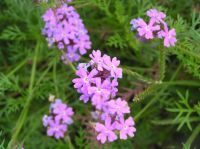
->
[90,50,104,71]
[47,119,67,139]
[108,98,130,116]
[130,8,177,47]
[42,4,91,64]
[130,18,142,30]
[95,117,117,143]
[116,117,136,140]
[103,56,122,78]
[147,9,166,23]
[158,26,177,47]
[42,98,74,139]
[137,19,160,39]
[72,68,98,90]
[73,50,136,143]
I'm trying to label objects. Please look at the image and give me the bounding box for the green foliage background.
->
[0,0,200,148]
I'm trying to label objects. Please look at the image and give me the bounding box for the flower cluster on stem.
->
[42,4,91,63]
[73,50,136,144]
[42,99,74,139]
[130,9,177,47]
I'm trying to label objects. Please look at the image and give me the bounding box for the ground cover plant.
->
[0,0,200,148]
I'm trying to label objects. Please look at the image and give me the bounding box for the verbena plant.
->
[0,0,200,148]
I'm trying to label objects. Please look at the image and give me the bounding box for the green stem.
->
[53,62,59,97]
[134,84,159,101]
[160,80,200,87]
[34,64,52,88]
[66,135,74,149]
[151,117,200,125]
[123,67,153,84]
[7,43,39,149]
[185,124,200,146]
[7,59,27,77]
[61,50,76,72]
[159,47,166,81]
[134,64,182,121]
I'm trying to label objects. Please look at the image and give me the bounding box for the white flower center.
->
[69,53,73,58]
[145,26,150,31]
[116,106,120,111]
[111,64,115,70]
[83,77,88,83]
[96,87,101,93]
[124,125,128,130]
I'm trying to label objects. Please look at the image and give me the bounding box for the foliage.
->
[0,0,200,148]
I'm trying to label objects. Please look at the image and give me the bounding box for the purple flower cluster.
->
[42,4,91,63]
[42,99,74,139]
[130,9,177,47]
[73,50,136,144]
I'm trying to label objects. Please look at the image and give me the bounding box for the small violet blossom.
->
[158,26,177,47]
[95,117,117,143]
[146,9,166,23]
[42,98,74,139]
[42,4,91,63]
[47,119,67,139]
[137,19,160,39]
[108,98,130,116]
[116,117,136,140]
[130,8,177,47]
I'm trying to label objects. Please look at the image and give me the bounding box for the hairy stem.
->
[134,64,182,121]
[134,84,159,101]
[123,67,153,84]
[159,48,166,81]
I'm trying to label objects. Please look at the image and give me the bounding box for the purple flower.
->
[137,19,160,39]
[42,9,55,24]
[95,117,117,143]
[61,46,80,63]
[53,103,74,124]
[130,8,177,47]
[110,79,118,97]
[103,56,122,78]
[108,98,130,116]
[54,22,70,44]
[80,90,90,103]
[42,4,92,64]
[116,117,136,140]
[50,99,62,109]
[130,18,142,30]
[146,9,166,23]
[74,35,92,55]
[47,119,67,139]
[72,68,98,90]
[158,26,177,47]
[72,50,136,143]
[58,42,64,49]
[89,78,110,109]
[91,111,100,120]
[43,98,74,139]
[42,115,52,127]
[89,50,104,71]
